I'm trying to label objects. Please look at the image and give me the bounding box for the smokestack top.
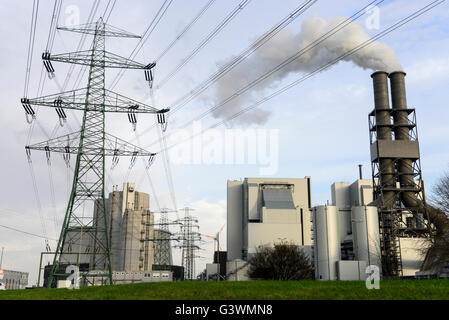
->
[371,71,389,78]
[388,71,407,78]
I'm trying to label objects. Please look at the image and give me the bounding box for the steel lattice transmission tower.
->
[23,18,167,287]
[153,208,177,266]
[174,208,201,280]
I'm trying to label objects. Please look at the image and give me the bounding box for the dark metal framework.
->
[24,18,165,287]
[369,107,431,277]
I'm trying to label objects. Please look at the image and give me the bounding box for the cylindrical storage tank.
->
[313,205,340,280]
[351,206,381,270]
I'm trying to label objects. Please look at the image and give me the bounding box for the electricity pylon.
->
[174,208,201,280]
[153,208,177,266]
[23,18,167,287]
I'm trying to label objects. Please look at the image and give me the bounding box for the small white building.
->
[0,269,28,290]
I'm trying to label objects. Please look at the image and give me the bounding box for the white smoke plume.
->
[212,15,403,124]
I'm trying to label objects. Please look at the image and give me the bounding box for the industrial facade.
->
[0,269,29,290]
[226,177,314,278]
[225,71,436,281]
[314,180,382,280]
[58,183,155,274]
[226,176,429,281]
[101,182,155,272]
[227,177,313,260]
[42,182,185,286]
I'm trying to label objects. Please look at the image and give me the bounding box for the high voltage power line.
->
[17,0,444,280]
[23,0,40,99]
[138,0,382,149]
[155,0,252,90]
[0,224,58,242]
[23,0,114,253]
[132,0,318,142]
[108,0,174,91]
[155,0,217,62]
[142,0,445,155]
[21,0,167,285]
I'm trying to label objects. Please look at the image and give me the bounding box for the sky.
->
[0,0,448,286]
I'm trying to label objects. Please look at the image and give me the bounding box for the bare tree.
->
[431,169,449,215]
[422,166,449,275]
[248,242,314,280]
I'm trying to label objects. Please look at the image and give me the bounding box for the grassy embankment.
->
[0,280,448,300]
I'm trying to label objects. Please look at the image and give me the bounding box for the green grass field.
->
[0,280,448,300]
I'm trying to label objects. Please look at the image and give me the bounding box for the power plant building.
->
[227,176,429,280]
[227,177,314,278]
[227,177,313,259]
[58,183,155,274]
[104,183,155,272]
[226,70,434,281]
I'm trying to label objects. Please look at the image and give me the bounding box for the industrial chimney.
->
[368,70,431,277]
[389,71,422,209]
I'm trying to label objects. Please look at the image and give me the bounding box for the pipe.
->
[389,71,449,235]
[358,164,363,180]
[390,71,424,206]
[389,72,416,202]
[371,71,392,140]
[371,71,395,208]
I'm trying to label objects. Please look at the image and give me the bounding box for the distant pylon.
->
[175,207,201,280]
[153,208,177,266]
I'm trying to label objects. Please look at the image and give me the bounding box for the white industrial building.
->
[0,269,28,290]
[226,177,428,281]
[313,179,382,280]
[328,179,428,278]
[226,177,313,280]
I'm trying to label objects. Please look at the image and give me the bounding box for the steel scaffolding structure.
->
[369,72,432,277]
[24,18,166,287]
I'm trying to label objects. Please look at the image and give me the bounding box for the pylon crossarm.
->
[48,50,152,69]
[25,88,162,114]
[26,131,157,157]
[58,22,141,38]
